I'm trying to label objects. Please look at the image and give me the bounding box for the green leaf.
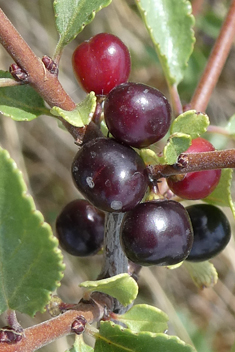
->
[139,148,161,165]
[94,321,196,352]
[115,304,168,333]
[203,169,235,217]
[170,110,210,138]
[135,0,195,85]
[183,261,218,289]
[225,114,235,137]
[54,0,112,54]
[79,274,138,307]
[0,147,64,316]
[66,335,94,352]
[50,92,97,127]
[0,71,50,121]
[163,133,192,164]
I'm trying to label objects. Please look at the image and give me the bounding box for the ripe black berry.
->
[71,137,148,212]
[56,199,105,256]
[104,82,171,148]
[186,204,231,261]
[120,200,193,266]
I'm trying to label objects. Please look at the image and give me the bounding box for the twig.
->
[148,149,235,180]
[190,0,235,112]
[0,292,113,352]
[191,0,204,17]
[207,124,231,137]
[0,8,83,140]
[168,84,183,117]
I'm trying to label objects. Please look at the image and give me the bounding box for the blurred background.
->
[0,0,235,351]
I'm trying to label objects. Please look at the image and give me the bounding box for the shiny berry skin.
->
[56,199,105,256]
[120,200,193,266]
[71,137,148,212]
[167,137,221,200]
[72,33,131,95]
[104,82,171,148]
[186,204,231,262]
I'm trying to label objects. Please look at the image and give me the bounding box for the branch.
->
[148,149,235,180]
[190,0,235,112]
[0,8,83,141]
[0,292,113,352]
[191,0,204,17]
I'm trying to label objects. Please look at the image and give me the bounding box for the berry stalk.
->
[98,212,128,280]
[190,0,235,112]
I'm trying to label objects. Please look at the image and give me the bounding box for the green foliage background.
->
[0,0,235,351]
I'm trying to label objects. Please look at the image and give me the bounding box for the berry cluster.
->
[55,33,230,267]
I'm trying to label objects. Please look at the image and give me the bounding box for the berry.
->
[72,33,131,95]
[71,137,148,212]
[186,204,231,262]
[104,82,171,148]
[167,137,221,199]
[56,199,105,256]
[120,200,193,266]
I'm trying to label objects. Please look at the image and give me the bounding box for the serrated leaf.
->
[163,133,192,164]
[0,147,64,316]
[94,321,196,352]
[183,261,218,289]
[115,304,168,333]
[203,169,235,217]
[66,335,94,352]
[171,110,210,138]
[50,92,96,127]
[135,0,195,86]
[79,274,138,307]
[54,0,112,54]
[0,71,50,121]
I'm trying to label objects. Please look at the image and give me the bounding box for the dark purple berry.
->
[186,204,231,262]
[120,200,193,266]
[56,199,105,256]
[104,82,171,148]
[71,137,148,212]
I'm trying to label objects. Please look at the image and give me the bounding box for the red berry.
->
[72,33,131,95]
[167,137,221,200]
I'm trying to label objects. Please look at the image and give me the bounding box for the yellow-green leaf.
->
[135,0,195,86]
[183,261,218,289]
[80,274,138,307]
